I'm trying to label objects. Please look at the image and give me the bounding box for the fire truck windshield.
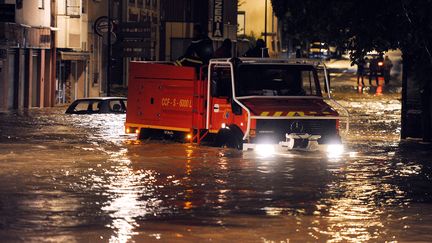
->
[235,64,322,97]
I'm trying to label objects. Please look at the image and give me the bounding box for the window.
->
[73,101,89,112]
[236,64,322,97]
[109,100,126,113]
[211,67,232,98]
[16,0,23,9]
[90,101,101,112]
[301,70,318,96]
[38,0,44,9]
[66,0,81,17]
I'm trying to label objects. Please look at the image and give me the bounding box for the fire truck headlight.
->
[327,144,344,158]
[255,144,275,157]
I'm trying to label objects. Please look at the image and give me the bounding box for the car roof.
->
[72,97,126,101]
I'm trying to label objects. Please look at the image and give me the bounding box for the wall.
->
[0,0,54,111]
[15,0,51,27]
[87,0,107,96]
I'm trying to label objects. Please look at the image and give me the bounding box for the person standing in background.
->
[383,55,393,84]
[357,58,366,86]
[243,39,269,58]
[214,38,233,58]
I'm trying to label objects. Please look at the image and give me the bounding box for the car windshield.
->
[235,64,322,97]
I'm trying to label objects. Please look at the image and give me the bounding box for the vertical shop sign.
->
[213,0,223,38]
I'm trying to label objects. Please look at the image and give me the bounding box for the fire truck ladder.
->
[190,66,209,145]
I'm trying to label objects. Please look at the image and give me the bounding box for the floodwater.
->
[1,86,432,242]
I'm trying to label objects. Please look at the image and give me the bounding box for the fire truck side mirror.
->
[231,100,242,115]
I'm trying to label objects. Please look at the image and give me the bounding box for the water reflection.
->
[99,148,160,243]
[2,87,432,242]
[67,114,130,145]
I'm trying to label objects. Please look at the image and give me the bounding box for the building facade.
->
[112,0,160,87]
[1,0,238,110]
[0,0,55,111]
[55,0,103,103]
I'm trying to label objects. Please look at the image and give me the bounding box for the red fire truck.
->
[125,58,348,154]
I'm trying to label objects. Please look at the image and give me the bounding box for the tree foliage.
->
[271,0,432,140]
[271,0,432,67]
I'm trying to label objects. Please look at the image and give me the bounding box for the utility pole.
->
[264,0,267,45]
[107,0,112,96]
[50,0,57,106]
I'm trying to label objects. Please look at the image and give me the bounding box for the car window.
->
[109,100,126,113]
[68,100,101,114]
[211,67,232,98]
[74,101,90,112]
[301,70,319,96]
[90,101,102,113]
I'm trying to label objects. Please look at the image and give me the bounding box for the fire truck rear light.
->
[126,127,139,134]
[221,123,226,129]
[186,134,192,140]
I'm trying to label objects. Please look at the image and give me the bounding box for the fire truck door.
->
[141,80,162,122]
[209,67,233,131]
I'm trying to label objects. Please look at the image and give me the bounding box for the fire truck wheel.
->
[214,125,243,150]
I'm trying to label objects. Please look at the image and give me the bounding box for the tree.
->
[271,0,432,141]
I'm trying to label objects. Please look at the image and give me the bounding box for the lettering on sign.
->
[161,97,192,109]
[213,0,223,38]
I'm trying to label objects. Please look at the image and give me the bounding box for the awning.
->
[59,51,90,61]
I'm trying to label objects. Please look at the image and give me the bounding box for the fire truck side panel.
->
[208,97,232,132]
[127,63,206,132]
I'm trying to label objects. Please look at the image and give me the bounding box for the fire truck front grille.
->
[253,119,339,144]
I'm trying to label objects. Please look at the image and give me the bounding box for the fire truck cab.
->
[125,58,348,154]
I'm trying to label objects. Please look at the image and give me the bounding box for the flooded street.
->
[1,82,432,242]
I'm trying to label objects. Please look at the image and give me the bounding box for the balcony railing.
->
[0,22,51,49]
